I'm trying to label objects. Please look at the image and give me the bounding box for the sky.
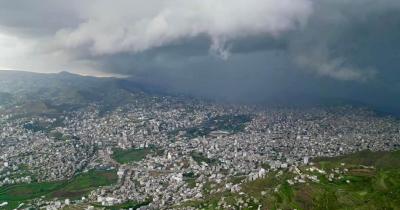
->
[0,0,400,112]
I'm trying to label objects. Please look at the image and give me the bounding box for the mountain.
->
[0,70,167,115]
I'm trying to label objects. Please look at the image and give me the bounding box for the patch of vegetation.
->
[179,114,252,139]
[50,131,69,141]
[182,150,400,210]
[183,171,197,178]
[229,176,246,185]
[206,115,252,132]
[185,127,210,139]
[23,118,65,133]
[314,150,400,170]
[112,146,161,164]
[50,169,118,199]
[0,170,117,210]
[0,181,64,201]
[191,151,220,165]
[183,172,199,189]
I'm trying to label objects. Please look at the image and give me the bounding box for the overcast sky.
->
[1,0,400,111]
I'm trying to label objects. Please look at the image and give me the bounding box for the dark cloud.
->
[0,0,400,113]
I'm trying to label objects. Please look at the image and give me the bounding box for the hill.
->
[179,150,400,210]
[0,70,168,116]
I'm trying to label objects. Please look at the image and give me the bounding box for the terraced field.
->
[180,150,400,210]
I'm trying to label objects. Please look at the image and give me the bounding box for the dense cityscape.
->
[1,89,399,209]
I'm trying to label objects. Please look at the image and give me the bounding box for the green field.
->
[112,147,161,164]
[0,169,117,209]
[92,199,151,210]
[191,151,220,165]
[181,150,400,210]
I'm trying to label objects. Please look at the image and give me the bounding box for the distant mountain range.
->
[0,70,173,116]
[0,70,398,118]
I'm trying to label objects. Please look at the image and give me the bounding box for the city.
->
[1,89,399,209]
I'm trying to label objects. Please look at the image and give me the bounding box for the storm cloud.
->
[1,0,400,112]
[56,0,312,56]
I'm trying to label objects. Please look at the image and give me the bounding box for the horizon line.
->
[0,69,129,79]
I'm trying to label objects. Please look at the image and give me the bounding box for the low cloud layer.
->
[1,0,400,111]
